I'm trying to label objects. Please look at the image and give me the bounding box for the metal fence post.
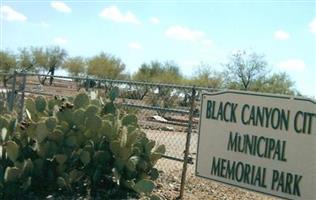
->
[8,71,17,111]
[179,87,196,199]
[18,71,27,121]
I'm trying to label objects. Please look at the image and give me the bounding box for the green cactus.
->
[35,122,50,143]
[55,154,67,165]
[5,140,19,162]
[45,117,57,131]
[25,98,36,114]
[85,115,102,131]
[74,93,89,109]
[133,179,155,194]
[85,105,99,118]
[35,96,47,112]
[102,102,116,115]
[73,109,86,126]
[4,167,21,182]
[0,91,165,198]
[80,151,90,165]
[121,114,138,126]
[109,86,119,101]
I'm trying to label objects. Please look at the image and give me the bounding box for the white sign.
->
[196,90,316,200]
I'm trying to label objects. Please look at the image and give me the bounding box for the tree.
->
[133,61,183,115]
[224,50,268,90]
[87,52,125,79]
[0,50,17,86]
[63,56,86,77]
[31,46,67,85]
[190,64,223,88]
[17,48,36,71]
[251,72,295,95]
[133,61,182,84]
[0,50,17,72]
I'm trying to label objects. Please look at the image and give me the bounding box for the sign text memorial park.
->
[196,90,316,200]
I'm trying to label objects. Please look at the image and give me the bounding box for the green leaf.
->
[133,179,155,194]
[5,140,19,162]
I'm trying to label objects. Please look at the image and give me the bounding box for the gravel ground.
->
[153,159,280,200]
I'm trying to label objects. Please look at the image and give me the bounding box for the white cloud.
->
[274,30,290,40]
[128,42,142,49]
[40,21,49,28]
[165,25,213,48]
[165,25,205,41]
[149,17,160,25]
[54,37,67,45]
[277,59,305,71]
[202,39,212,48]
[309,18,316,34]
[51,1,72,13]
[0,5,27,21]
[100,6,140,24]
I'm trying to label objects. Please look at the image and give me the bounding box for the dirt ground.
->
[153,159,278,200]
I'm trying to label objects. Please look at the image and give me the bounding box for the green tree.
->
[190,64,223,88]
[133,61,182,84]
[63,56,86,76]
[0,50,17,72]
[0,50,17,86]
[251,72,295,95]
[31,46,67,85]
[87,52,125,79]
[224,50,268,90]
[17,48,36,71]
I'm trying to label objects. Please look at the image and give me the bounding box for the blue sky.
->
[1,0,315,97]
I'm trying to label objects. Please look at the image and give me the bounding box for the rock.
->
[161,126,175,131]
[150,115,168,122]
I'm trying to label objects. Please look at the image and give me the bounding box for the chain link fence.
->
[0,72,276,200]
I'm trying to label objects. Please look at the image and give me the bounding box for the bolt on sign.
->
[196,90,316,200]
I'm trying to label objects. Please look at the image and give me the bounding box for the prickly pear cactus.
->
[0,88,165,199]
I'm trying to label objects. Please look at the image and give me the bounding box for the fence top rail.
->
[1,72,219,92]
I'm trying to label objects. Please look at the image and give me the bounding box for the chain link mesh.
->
[0,73,278,200]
